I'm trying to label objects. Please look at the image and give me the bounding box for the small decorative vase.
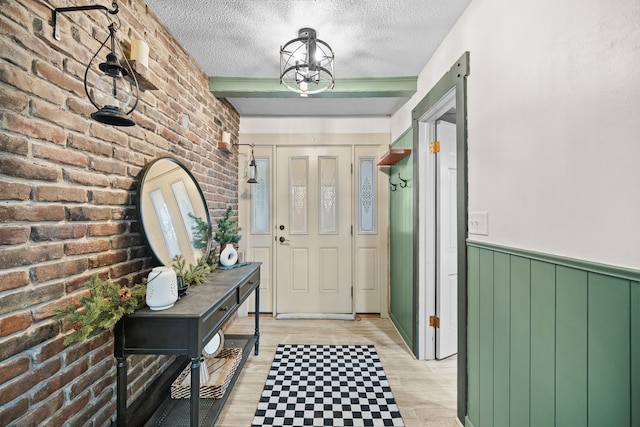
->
[146,266,178,310]
[219,244,238,267]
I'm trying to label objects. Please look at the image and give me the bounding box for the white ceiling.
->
[144,0,472,117]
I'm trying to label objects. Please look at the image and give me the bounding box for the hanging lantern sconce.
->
[52,1,139,126]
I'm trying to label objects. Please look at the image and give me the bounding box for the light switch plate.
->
[468,212,488,235]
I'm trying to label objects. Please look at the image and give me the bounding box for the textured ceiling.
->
[144,0,472,116]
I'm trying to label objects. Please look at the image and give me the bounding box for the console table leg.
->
[190,356,201,426]
[254,286,260,355]
[116,357,127,427]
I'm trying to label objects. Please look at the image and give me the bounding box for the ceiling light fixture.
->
[53,2,139,126]
[280,28,334,97]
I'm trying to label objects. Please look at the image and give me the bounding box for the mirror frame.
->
[136,157,212,268]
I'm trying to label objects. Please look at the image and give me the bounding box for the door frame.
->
[411,52,470,424]
[417,89,457,360]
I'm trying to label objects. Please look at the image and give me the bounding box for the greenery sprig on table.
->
[54,275,146,345]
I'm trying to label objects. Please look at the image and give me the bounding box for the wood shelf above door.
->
[376,149,411,166]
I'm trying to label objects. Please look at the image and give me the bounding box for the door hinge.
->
[429,141,440,153]
[429,315,440,328]
[350,225,353,236]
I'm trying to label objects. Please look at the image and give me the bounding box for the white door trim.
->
[416,87,457,360]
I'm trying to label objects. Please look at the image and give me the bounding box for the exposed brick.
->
[0,243,64,269]
[0,321,60,362]
[68,387,111,427]
[66,95,96,118]
[89,249,128,268]
[31,223,87,241]
[0,156,61,181]
[65,239,111,256]
[67,132,113,158]
[70,359,112,399]
[34,185,88,203]
[0,179,30,200]
[0,282,65,317]
[66,272,108,293]
[89,121,129,147]
[66,206,112,221]
[90,189,130,205]
[0,132,29,155]
[13,391,64,427]
[0,83,29,113]
[0,204,66,222]
[2,110,66,145]
[0,357,61,406]
[89,343,115,368]
[114,146,146,167]
[110,233,142,250]
[63,168,110,187]
[42,391,90,427]
[32,258,89,282]
[32,98,91,134]
[91,393,116,427]
[35,335,67,363]
[0,396,28,427]
[34,60,84,98]
[109,259,144,279]
[111,175,137,190]
[90,156,127,175]
[0,270,29,292]
[0,1,241,424]
[0,225,30,244]
[0,356,30,384]
[65,329,111,366]
[33,143,89,168]
[88,222,126,237]
[0,311,33,337]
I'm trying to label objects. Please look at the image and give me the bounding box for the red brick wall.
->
[0,1,239,425]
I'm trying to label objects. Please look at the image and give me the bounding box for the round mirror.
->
[137,158,211,269]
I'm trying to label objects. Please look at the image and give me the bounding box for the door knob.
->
[278,236,289,243]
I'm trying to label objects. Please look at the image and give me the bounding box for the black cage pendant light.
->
[280,28,334,97]
[84,22,139,126]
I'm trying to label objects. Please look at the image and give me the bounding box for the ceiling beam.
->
[208,76,417,98]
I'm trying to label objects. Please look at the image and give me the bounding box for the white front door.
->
[275,146,352,315]
[435,120,458,359]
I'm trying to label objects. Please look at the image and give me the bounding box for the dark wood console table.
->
[113,262,260,427]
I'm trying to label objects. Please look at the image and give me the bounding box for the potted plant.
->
[214,206,241,266]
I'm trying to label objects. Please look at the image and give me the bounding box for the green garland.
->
[54,275,146,345]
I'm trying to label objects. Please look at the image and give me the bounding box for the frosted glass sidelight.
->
[358,158,376,233]
[290,157,308,234]
[319,157,338,234]
[252,158,270,234]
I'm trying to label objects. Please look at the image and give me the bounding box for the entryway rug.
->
[251,344,405,427]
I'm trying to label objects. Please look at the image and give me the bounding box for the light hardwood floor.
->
[216,317,459,427]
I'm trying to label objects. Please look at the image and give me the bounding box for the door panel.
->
[436,120,458,359]
[275,146,352,314]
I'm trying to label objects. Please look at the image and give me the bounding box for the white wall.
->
[240,117,390,134]
[392,0,640,269]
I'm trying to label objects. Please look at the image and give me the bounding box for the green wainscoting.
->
[466,242,640,427]
[388,129,414,349]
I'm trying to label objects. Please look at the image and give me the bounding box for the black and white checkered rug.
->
[251,344,405,427]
